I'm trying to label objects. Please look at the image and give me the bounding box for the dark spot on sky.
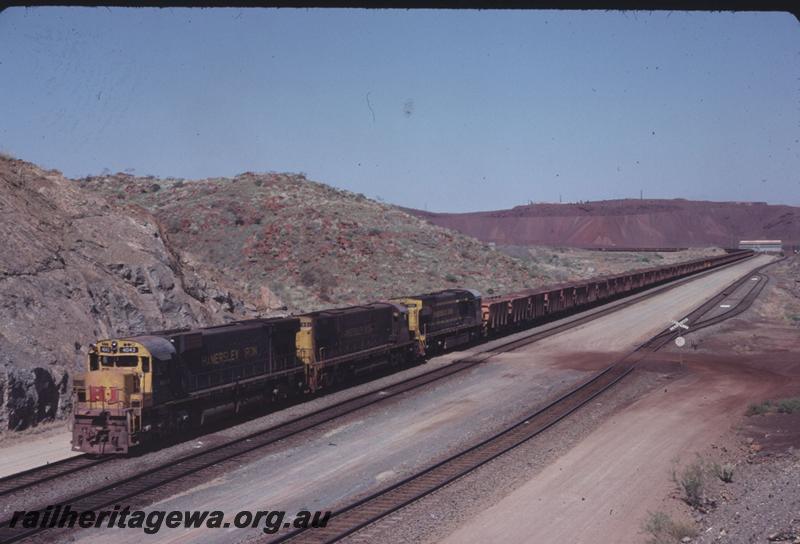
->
[366,92,375,123]
[403,99,414,117]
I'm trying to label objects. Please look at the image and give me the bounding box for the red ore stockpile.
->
[408,199,800,249]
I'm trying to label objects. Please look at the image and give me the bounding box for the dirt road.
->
[441,352,791,544]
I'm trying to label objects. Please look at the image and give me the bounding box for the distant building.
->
[738,240,783,253]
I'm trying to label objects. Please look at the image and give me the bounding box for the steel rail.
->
[0,456,108,499]
[685,272,768,332]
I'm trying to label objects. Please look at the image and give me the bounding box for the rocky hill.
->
[0,156,250,431]
[78,172,555,313]
[408,199,800,249]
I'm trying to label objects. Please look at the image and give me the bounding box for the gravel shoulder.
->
[0,425,79,479]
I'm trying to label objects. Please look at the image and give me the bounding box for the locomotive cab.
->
[72,338,167,454]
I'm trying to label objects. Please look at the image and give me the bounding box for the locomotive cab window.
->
[115,356,139,367]
[100,355,139,367]
[89,353,99,371]
[142,356,150,372]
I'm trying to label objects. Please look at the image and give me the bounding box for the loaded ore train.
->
[72,250,752,454]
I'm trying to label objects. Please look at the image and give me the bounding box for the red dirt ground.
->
[442,348,800,544]
[743,412,800,454]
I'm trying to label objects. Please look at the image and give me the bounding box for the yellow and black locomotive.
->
[73,318,301,454]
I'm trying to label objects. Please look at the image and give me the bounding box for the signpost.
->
[669,318,689,332]
[670,318,690,365]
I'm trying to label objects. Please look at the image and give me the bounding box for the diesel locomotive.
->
[72,317,302,454]
[72,251,752,454]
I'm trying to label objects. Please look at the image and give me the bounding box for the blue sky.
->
[0,8,797,212]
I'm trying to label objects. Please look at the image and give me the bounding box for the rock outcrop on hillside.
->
[408,199,800,249]
[0,157,249,431]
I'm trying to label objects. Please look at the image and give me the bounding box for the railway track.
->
[0,456,107,499]
[0,254,760,544]
[273,258,779,544]
[684,271,769,333]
